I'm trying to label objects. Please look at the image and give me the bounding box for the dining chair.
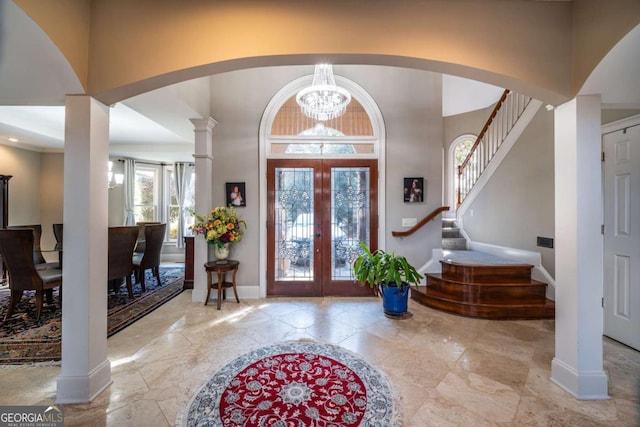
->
[53,223,63,250]
[132,223,166,291]
[0,229,62,321]
[52,223,63,269]
[7,224,60,269]
[133,221,162,254]
[108,226,139,298]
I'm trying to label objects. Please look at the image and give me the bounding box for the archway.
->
[447,133,477,211]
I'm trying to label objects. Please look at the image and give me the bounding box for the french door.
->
[267,159,378,297]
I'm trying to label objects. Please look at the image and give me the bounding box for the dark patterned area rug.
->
[0,266,184,364]
[177,341,402,427]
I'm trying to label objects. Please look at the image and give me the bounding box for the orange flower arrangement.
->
[190,206,246,248]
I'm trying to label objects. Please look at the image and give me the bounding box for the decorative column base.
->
[550,358,609,400]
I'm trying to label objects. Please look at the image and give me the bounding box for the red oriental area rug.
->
[178,341,401,426]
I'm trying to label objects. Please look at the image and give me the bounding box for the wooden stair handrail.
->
[458,89,510,173]
[392,206,450,238]
[457,88,512,207]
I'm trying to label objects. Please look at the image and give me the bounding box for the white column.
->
[191,118,217,302]
[57,96,111,403]
[551,95,608,400]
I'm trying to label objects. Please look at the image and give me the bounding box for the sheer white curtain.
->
[175,162,194,248]
[123,158,136,225]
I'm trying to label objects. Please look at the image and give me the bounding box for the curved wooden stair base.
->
[412,260,555,320]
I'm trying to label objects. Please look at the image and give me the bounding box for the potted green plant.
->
[353,241,424,318]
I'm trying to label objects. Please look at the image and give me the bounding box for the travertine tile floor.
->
[0,292,638,426]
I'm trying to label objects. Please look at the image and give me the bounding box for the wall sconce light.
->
[108,160,124,189]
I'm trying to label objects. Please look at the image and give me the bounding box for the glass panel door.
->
[321,159,377,296]
[275,168,315,280]
[267,159,377,297]
[268,160,321,296]
[330,167,370,280]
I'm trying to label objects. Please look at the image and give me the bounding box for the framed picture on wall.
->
[403,177,423,203]
[226,182,246,207]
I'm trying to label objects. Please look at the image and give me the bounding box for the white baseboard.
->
[551,358,609,400]
[420,248,444,274]
[193,285,262,303]
[161,253,185,263]
[236,285,261,299]
[56,359,112,404]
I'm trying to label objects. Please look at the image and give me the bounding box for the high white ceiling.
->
[0,1,637,163]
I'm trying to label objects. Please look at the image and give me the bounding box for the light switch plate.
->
[402,218,417,227]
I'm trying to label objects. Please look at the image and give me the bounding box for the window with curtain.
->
[134,162,195,242]
[134,165,159,222]
[165,168,195,241]
[183,170,196,232]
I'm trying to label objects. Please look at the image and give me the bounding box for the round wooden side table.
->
[204,259,240,310]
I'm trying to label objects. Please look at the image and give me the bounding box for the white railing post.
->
[457,90,532,206]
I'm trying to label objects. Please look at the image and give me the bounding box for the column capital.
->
[190,117,218,132]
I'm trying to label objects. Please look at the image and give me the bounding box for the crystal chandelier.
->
[296,64,351,122]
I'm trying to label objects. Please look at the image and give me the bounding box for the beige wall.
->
[0,146,64,261]
[0,144,42,226]
[602,109,640,124]
[16,0,640,108]
[572,0,640,94]
[461,109,556,276]
[209,65,443,286]
[15,0,594,107]
[39,153,64,258]
[367,66,443,269]
[15,0,91,89]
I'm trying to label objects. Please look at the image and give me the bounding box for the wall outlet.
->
[402,218,417,227]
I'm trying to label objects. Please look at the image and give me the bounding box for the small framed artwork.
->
[403,177,423,203]
[226,182,246,207]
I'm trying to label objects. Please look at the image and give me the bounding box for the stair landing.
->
[412,250,555,320]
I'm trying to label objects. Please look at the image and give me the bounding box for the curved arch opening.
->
[447,133,477,211]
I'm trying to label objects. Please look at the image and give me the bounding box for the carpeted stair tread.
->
[442,228,462,238]
[442,237,467,250]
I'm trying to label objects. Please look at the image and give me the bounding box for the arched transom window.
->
[266,87,379,158]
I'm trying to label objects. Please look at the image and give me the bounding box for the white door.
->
[603,123,640,350]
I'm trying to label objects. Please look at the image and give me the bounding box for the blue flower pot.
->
[380,281,410,318]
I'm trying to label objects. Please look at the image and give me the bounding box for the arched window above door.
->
[262,74,382,159]
[271,96,373,137]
